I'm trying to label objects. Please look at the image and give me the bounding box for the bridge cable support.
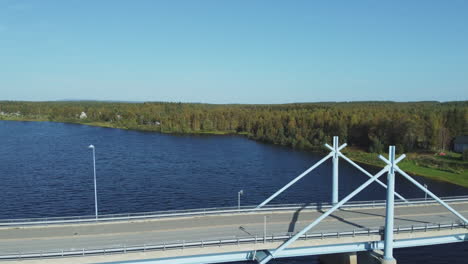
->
[256,137,409,210]
[326,141,408,202]
[256,166,390,264]
[340,152,407,202]
[324,143,347,152]
[381,146,399,261]
[395,166,468,224]
[255,152,334,209]
[325,137,346,204]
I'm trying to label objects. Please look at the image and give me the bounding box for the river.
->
[0,120,467,263]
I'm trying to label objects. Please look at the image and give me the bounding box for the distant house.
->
[79,112,87,119]
[454,136,468,153]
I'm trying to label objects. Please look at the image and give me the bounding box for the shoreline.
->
[1,117,467,188]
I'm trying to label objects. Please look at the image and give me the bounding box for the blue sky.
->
[1,0,467,103]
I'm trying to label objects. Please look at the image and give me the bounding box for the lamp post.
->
[424,184,428,201]
[89,145,98,219]
[238,190,243,211]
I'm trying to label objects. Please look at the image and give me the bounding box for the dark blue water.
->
[0,121,467,263]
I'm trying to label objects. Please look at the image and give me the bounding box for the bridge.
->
[1,137,467,264]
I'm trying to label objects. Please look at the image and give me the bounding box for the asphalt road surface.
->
[1,202,467,255]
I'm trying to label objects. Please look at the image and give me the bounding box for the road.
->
[0,202,467,255]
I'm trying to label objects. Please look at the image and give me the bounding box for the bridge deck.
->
[0,200,467,262]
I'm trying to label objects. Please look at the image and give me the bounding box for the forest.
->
[1,100,466,154]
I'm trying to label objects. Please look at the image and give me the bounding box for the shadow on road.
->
[239,226,254,236]
[287,202,367,232]
[338,208,432,225]
[288,202,317,233]
[318,208,366,229]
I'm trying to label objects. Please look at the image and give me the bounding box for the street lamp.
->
[238,190,244,211]
[89,145,98,219]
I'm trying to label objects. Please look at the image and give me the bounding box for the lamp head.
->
[88,145,95,149]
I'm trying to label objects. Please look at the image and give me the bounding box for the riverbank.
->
[2,117,467,187]
[342,148,468,188]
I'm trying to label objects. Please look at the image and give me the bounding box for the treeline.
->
[1,101,467,153]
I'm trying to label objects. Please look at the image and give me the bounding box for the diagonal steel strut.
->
[257,166,390,264]
[324,143,407,202]
[338,152,407,202]
[257,138,407,209]
[256,153,333,209]
[395,167,468,224]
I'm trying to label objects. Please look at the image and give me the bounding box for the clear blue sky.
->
[1,0,467,103]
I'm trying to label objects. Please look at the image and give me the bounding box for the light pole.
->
[89,145,98,219]
[264,215,267,243]
[424,184,428,201]
[332,136,339,205]
[238,190,243,211]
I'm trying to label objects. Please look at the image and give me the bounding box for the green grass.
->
[187,130,236,135]
[431,151,467,165]
[343,148,468,187]
[80,121,119,128]
[398,160,468,187]
[0,115,49,122]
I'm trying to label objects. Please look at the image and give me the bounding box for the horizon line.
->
[0,99,467,105]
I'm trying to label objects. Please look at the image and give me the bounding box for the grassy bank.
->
[2,117,467,187]
[343,148,468,187]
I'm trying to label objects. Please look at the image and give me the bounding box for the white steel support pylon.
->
[381,146,397,263]
[254,142,468,264]
[256,166,391,264]
[256,137,407,210]
[324,139,407,203]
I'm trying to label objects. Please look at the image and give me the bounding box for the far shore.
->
[2,117,467,188]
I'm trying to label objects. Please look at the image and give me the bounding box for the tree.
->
[369,137,384,153]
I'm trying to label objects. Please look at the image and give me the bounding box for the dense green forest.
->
[1,101,466,154]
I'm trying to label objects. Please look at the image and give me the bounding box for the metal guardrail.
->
[1,195,468,227]
[0,221,466,260]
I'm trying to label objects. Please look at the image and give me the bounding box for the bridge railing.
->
[1,195,468,227]
[0,221,466,260]
[0,196,468,227]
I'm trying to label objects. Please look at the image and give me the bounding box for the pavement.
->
[1,201,467,256]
